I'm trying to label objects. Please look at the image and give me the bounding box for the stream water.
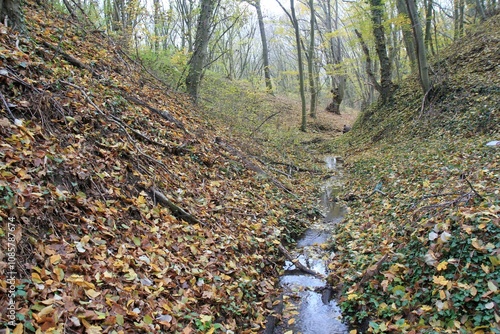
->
[274,156,348,334]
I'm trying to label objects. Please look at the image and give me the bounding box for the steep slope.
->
[0,2,317,333]
[325,15,500,333]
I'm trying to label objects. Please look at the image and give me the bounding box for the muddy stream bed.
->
[270,156,349,334]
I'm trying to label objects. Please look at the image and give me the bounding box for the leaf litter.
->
[0,1,321,333]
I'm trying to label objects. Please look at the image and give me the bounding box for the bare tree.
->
[277,0,307,131]
[306,0,317,117]
[246,0,273,93]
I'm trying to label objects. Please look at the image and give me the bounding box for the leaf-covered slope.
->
[325,15,500,334]
[0,2,314,333]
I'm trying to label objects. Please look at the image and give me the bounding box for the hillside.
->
[324,14,500,333]
[0,2,321,333]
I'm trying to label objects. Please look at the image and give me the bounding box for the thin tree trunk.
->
[185,0,217,102]
[406,0,431,94]
[396,0,417,73]
[290,0,307,131]
[254,0,273,93]
[308,0,317,118]
[424,0,435,56]
[354,29,382,94]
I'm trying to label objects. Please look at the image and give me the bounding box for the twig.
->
[249,111,281,137]
[150,188,204,225]
[355,253,389,288]
[0,90,15,122]
[61,80,176,178]
[278,243,324,279]
[463,177,484,201]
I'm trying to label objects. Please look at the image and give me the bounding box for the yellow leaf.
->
[49,254,61,265]
[32,272,43,284]
[13,324,23,334]
[471,238,484,250]
[433,275,449,286]
[349,330,358,334]
[54,267,64,282]
[420,305,432,312]
[488,281,498,292]
[38,305,54,317]
[437,261,448,271]
[85,289,101,299]
[200,315,212,323]
[347,293,358,300]
[439,290,446,300]
[288,318,296,325]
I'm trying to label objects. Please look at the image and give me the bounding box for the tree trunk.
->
[254,0,273,94]
[406,0,431,94]
[396,0,417,73]
[424,0,435,56]
[354,29,382,94]
[0,0,24,32]
[307,0,317,118]
[290,0,307,131]
[369,0,393,101]
[185,0,217,102]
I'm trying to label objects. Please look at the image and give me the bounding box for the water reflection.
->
[275,156,348,334]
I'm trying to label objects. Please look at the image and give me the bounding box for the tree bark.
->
[369,0,393,101]
[354,29,382,94]
[253,0,273,93]
[307,0,317,118]
[424,0,435,56]
[396,0,417,74]
[290,0,307,131]
[0,0,24,32]
[185,0,217,102]
[406,0,431,94]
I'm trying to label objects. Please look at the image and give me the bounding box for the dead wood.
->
[121,93,186,132]
[356,253,389,288]
[150,188,203,225]
[61,80,177,179]
[278,243,324,279]
[42,41,98,77]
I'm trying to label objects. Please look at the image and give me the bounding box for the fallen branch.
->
[61,80,176,178]
[278,243,323,279]
[121,93,186,132]
[354,253,389,290]
[464,177,485,201]
[249,111,281,138]
[43,41,98,77]
[150,188,203,225]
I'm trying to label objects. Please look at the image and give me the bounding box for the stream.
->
[274,156,348,334]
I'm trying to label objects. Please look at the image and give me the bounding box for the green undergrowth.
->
[324,14,500,334]
[199,73,319,168]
